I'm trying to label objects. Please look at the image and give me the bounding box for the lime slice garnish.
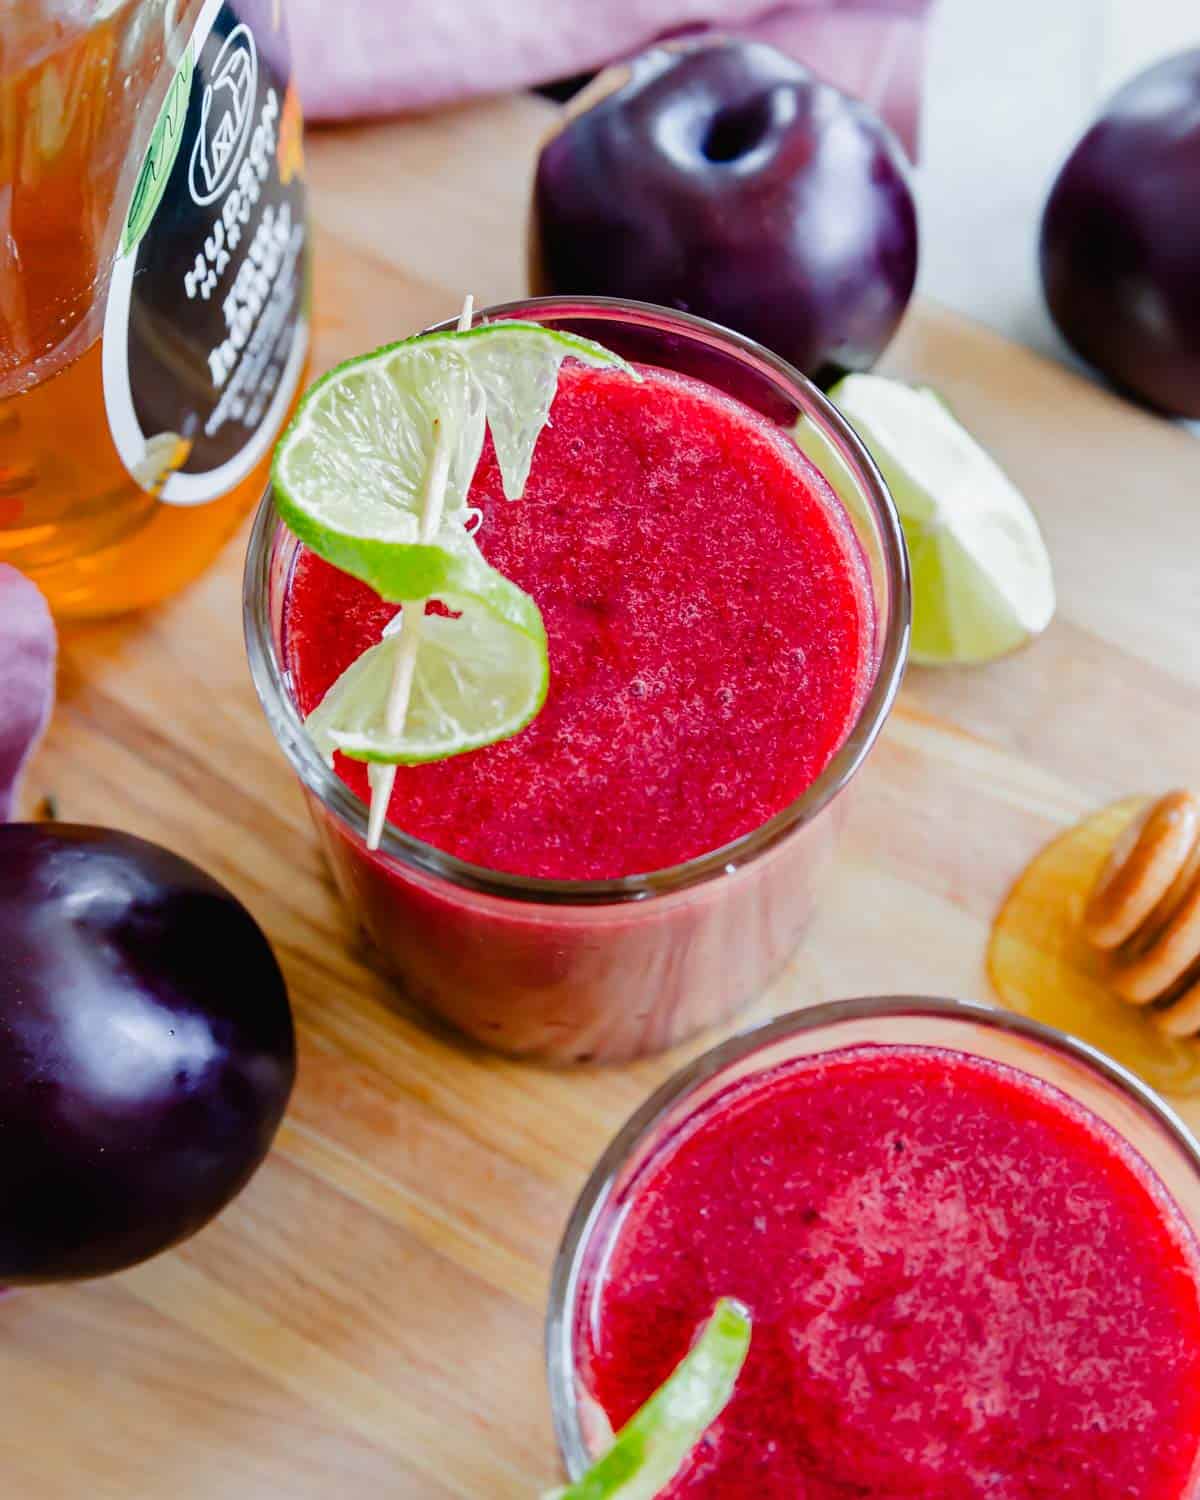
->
[305,540,548,766]
[278,319,635,777]
[548,1299,752,1500]
[272,322,635,602]
[274,337,483,598]
[796,374,1056,666]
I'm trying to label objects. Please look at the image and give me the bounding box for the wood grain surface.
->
[9,91,1200,1497]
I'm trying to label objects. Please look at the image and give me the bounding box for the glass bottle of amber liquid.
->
[1,0,310,618]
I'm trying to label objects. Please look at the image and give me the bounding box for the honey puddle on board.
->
[989,797,1200,1096]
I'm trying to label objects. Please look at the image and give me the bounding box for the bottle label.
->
[102,0,309,506]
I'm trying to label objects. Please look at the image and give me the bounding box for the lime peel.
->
[547,1298,752,1500]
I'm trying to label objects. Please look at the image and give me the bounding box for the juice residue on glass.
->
[285,362,874,879]
[578,1044,1200,1499]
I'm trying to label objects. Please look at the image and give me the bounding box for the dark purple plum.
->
[0,824,295,1284]
[532,38,918,385]
[1040,49,1200,417]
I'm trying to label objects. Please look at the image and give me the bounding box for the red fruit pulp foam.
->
[284,362,873,879]
[578,1045,1200,1498]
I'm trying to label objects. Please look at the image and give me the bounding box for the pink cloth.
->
[290,0,932,155]
[0,566,55,821]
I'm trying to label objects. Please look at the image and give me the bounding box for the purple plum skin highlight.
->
[0,824,296,1284]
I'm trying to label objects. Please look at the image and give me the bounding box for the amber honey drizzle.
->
[989,798,1200,1096]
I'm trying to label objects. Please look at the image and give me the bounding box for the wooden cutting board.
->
[9,92,1200,1498]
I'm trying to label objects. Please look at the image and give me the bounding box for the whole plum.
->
[0,824,295,1283]
[1040,49,1200,417]
[532,38,919,384]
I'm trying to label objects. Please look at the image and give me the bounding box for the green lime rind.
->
[272,322,637,602]
[278,488,498,607]
[304,546,548,766]
[273,334,486,591]
[282,321,634,766]
[121,44,194,256]
[548,1299,751,1500]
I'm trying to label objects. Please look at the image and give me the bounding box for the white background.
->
[918,0,1197,381]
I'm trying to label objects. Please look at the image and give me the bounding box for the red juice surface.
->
[284,363,872,880]
[578,1045,1200,1499]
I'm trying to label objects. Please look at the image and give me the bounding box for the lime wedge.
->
[305,553,547,765]
[548,1299,752,1500]
[798,374,1056,666]
[272,322,635,602]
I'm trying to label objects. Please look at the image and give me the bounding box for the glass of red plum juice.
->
[549,997,1200,1497]
[244,299,908,1061]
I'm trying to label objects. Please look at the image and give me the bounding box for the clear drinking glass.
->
[243,298,910,1062]
[546,996,1200,1481]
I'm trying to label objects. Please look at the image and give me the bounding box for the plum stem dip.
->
[561,1020,1200,1496]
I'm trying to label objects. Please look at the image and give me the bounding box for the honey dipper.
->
[1083,790,1200,1037]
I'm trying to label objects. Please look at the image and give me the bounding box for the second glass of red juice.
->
[549,998,1200,1496]
[244,299,909,1061]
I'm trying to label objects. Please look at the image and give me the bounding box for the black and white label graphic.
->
[103,0,308,505]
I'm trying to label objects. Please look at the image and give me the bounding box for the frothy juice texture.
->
[284,363,872,879]
[578,1045,1200,1499]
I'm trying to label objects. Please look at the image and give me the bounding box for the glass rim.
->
[243,294,911,908]
[544,994,1200,1478]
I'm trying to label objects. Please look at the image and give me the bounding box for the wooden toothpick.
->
[366,294,475,850]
